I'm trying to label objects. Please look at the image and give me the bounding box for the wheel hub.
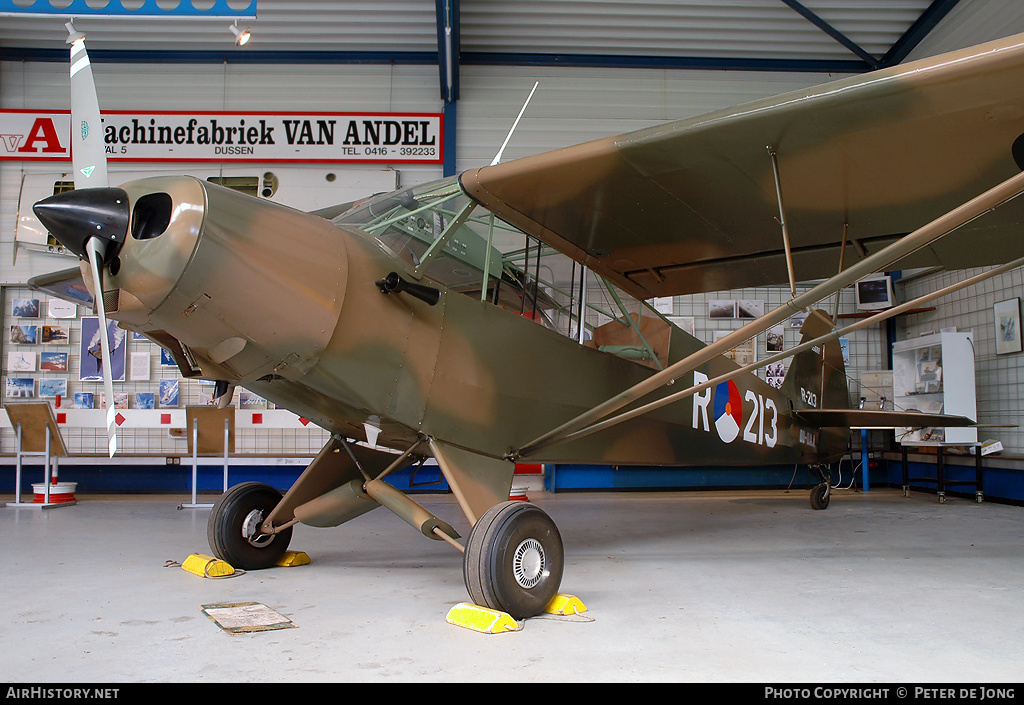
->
[512,538,546,589]
[242,509,274,547]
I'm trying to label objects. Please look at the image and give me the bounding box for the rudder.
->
[780,309,851,461]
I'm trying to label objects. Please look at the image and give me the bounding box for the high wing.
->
[461,33,1024,300]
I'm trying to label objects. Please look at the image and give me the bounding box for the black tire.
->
[463,501,564,620]
[208,482,292,570]
[810,483,831,510]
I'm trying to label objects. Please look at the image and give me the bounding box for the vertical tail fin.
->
[780,309,851,460]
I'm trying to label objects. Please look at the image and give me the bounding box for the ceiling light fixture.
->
[229,21,251,46]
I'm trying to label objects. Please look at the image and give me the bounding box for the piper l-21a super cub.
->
[31,32,1024,620]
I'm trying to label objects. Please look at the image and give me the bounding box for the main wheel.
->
[810,482,831,510]
[208,482,292,570]
[463,501,564,620]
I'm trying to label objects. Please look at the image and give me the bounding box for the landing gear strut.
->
[463,501,564,620]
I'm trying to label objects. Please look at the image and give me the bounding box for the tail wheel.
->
[463,501,564,621]
[810,482,831,510]
[208,482,292,570]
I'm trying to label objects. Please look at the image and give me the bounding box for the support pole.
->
[13,425,23,505]
[43,425,51,506]
[861,428,870,491]
[181,417,213,509]
[223,418,230,493]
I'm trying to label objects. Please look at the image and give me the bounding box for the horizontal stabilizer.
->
[792,409,975,429]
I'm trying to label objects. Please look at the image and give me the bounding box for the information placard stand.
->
[5,402,71,509]
[180,406,235,509]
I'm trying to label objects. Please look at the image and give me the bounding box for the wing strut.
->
[540,252,1024,450]
[831,223,850,323]
[768,146,797,297]
[512,167,1024,460]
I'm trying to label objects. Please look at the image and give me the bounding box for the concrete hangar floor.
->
[1,487,1021,683]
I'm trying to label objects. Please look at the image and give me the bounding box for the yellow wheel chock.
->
[445,603,523,633]
[276,551,311,567]
[445,593,588,633]
[544,593,588,616]
[181,553,235,578]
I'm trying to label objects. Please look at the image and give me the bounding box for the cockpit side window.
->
[332,176,589,337]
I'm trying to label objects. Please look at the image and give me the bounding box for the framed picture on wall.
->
[994,297,1022,355]
[709,300,735,318]
[12,299,39,318]
[80,317,127,381]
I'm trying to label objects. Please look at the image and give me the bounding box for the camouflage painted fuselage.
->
[98,175,841,472]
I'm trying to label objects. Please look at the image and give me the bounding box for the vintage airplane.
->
[28,30,1024,620]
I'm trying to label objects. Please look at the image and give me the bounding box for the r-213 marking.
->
[800,387,818,407]
[744,390,778,448]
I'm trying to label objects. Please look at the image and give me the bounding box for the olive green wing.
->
[461,33,1024,300]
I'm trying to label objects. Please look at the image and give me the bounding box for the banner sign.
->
[0,110,443,164]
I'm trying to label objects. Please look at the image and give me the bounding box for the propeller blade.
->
[67,29,116,456]
[69,35,107,190]
[86,238,117,457]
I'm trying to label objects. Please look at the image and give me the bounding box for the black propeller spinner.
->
[33,187,130,266]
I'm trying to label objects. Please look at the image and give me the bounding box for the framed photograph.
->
[736,299,764,319]
[7,351,35,372]
[198,384,219,407]
[38,378,68,398]
[10,325,37,344]
[135,392,156,409]
[159,379,179,407]
[48,298,78,319]
[107,392,129,409]
[74,392,94,409]
[709,300,735,319]
[789,311,809,328]
[238,390,267,410]
[130,351,151,381]
[650,296,674,314]
[41,325,70,345]
[714,330,756,366]
[918,359,942,383]
[667,316,695,337]
[765,361,786,390]
[80,317,127,381]
[766,324,784,352]
[12,298,40,318]
[5,377,34,398]
[40,352,69,372]
[994,298,1022,355]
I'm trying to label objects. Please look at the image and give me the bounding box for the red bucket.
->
[31,482,77,504]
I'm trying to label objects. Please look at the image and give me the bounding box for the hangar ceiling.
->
[0,0,1021,73]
